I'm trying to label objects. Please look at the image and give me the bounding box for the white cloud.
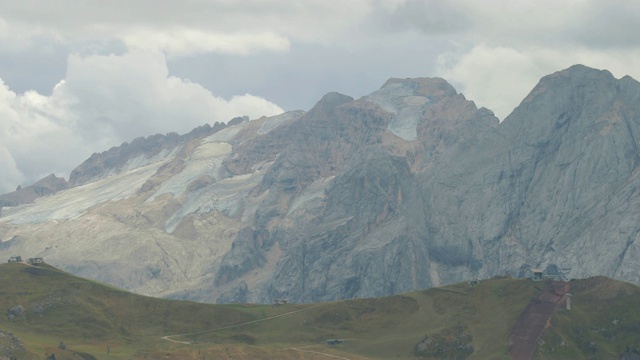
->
[436,0,640,49]
[0,1,379,56]
[0,80,81,193]
[368,0,471,35]
[438,43,640,120]
[120,28,290,57]
[1,0,639,55]
[62,51,283,139]
[437,44,543,120]
[0,50,283,193]
[0,17,60,53]
[0,144,23,193]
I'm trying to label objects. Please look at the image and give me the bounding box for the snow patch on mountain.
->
[1,162,164,224]
[164,170,265,233]
[365,82,432,141]
[122,146,182,173]
[258,110,305,135]
[286,176,334,219]
[203,123,246,143]
[148,142,232,202]
[364,78,458,141]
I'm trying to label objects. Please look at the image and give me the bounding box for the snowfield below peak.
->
[1,162,165,224]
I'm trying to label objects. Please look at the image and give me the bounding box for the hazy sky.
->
[1,0,640,193]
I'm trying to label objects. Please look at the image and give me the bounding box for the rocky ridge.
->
[0,330,24,360]
[0,174,69,208]
[1,65,640,304]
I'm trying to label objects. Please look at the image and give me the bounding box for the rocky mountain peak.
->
[304,92,354,120]
[503,64,640,144]
[514,64,637,111]
[559,63,614,78]
[380,77,457,98]
[0,173,68,207]
[364,77,465,141]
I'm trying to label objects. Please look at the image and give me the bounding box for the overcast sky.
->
[1,0,640,193]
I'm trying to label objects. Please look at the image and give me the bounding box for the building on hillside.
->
[7,255,22,263]
[530,268,544,281]
[527,267,564,281]
[27,257,44,265]
[273,298,289,305]
[326,339,344,345]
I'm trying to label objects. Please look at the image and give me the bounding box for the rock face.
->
[419,65,640,286]
[2,65,640,304]
[69,120,232,186]
[0,174,68,207]
[0,330,25,360]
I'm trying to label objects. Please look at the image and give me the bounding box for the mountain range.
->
[1,64,640,305]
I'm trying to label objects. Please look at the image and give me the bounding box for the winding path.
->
[288,346,353,360]
[161,307,312,343]
[161,304,355,359]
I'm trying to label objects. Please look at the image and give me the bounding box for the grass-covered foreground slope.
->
[538,276,640,360]
[1,262,639,360]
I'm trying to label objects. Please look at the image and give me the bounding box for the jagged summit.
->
[513,64,639,113]
[68,120,234,187]
[365,76,473,141]
[311,91,354,110]
[557,64,640,93]
[0,173,68,207]
[503,64,640,141]
[557,63,614,77]
[380,76,457,97]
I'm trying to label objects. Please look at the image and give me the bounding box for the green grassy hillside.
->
[1,262,639,359]
[537,276,640,360]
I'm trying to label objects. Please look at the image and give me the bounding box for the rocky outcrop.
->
[0,330,25,360]
[255,93,390,195]
[266,146,432,302]
[3,65,640,304]
[68,121,230,186]
[0,174,68,207]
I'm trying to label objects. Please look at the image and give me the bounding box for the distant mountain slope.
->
[0,174,68,207]
[2,65,640,306]
[1,262,638,359]
[419,65,640,286]
[69,118,242,186]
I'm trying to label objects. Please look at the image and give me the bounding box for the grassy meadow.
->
[1,262,639,359]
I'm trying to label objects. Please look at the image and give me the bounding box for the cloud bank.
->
[1,0,640,193]
[0,51,283,193]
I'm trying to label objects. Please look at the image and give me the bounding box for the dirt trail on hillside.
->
[509,281,570,360]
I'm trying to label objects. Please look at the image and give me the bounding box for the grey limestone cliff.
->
[420,65,640,284]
